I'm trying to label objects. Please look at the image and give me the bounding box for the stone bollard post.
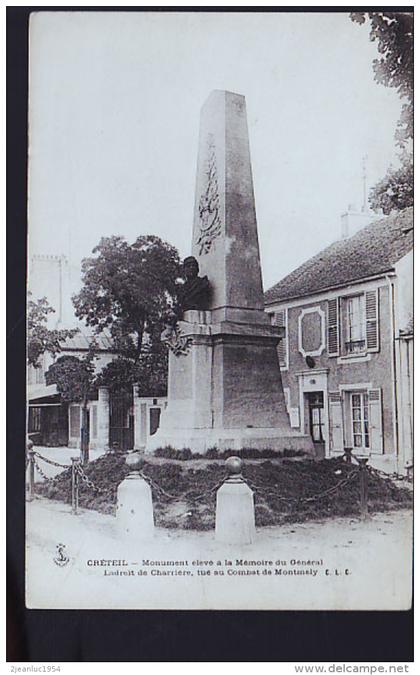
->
[116,452,154,540]
[215,456,256,545]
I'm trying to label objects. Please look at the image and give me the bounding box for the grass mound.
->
[36,453,412,530]
[153,446,306,461]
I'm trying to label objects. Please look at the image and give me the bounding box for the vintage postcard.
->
[26,10,413,610]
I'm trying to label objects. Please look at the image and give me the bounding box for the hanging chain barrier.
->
[33,459,52,482]
[139,470,225,503]
[26,450,102,514]
[70,458,102,516]
[75,462,103,493]
[27,446,401,521]
[342,446,410,482]
[34,451,72,469]
[243,469,359,505]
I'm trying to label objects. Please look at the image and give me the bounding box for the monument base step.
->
[145,427,315,456]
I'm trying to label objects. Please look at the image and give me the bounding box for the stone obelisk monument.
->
[146,90,314,454]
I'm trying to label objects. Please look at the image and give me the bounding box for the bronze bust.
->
[179,256,210,312]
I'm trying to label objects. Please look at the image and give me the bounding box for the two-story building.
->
[264,207,413,473]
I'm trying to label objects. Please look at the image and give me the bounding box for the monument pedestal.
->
[146,313,314,455]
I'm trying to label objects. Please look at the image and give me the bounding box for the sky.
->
[28,11,404,293]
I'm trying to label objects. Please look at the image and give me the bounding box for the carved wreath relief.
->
[196,133,222,255]
[161,324,192,357]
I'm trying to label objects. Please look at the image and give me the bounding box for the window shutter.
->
[274,310,287,367]
[368,388,383,453]
[329,392,343,452]
[365,289,379,352]
[327,298,340,356]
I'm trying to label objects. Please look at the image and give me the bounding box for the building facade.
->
[27,333,115,448]
[264,208,413,473]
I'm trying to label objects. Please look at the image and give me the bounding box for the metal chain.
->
[185,479,226,503]
[340,453,408,481]
[139,468,360,506]
[33,459,54,482]
[367,464,409,483]
[245,469,359,504]
[139,471,179,500]
[139,471,224,502]
[299,470,359,503]
[75,463,102,493]
[34,452,72,469]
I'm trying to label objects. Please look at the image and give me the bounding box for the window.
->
[345,295,366,354]
[351,392,369,448]
[308,392,325,442]
[29,407,42,432]
[327,289,379,358]
[335,387,383,454]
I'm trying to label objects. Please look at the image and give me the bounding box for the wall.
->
[394,250,413,333]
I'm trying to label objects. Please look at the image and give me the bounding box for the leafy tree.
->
[350,12,413,214]
[96,342,168,397]
[46,349,97,464]
[72,235,182,394]
[369,151,413,215]
[350,12,413,145]
[27,293,78,368]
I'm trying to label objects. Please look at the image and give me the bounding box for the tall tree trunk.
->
[81,399,89,465]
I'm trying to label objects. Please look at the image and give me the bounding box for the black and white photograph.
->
[22,8,413,615]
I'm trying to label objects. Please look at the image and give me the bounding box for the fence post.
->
[27,448,35,502]
[344,447,353,464]
[359,457,369,520]
[71,457,80,515]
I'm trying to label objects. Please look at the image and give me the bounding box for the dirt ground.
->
[26,497,413,611]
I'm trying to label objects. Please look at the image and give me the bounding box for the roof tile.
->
[265,208,413,304]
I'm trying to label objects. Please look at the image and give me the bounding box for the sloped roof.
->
[265,208,413,304]
[61,332,114,351]
[28,383,58,401]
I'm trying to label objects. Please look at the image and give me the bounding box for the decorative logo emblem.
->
[53,543,70,567]
[196,133,222,255]
[161,324,192,357]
